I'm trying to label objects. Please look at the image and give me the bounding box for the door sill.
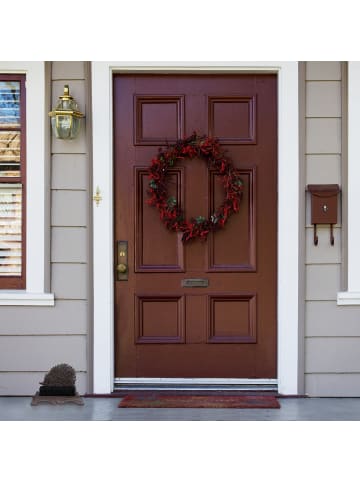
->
[114,378,278,391]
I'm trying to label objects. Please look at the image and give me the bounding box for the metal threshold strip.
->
[114,378,278,391]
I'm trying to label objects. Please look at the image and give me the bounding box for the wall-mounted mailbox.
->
[307,184,340,246]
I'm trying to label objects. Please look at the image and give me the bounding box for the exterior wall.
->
[3,61,360,397]
[304,62,360,396]
[0,62,91,395]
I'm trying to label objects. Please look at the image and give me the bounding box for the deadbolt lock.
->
[117,263,127,273]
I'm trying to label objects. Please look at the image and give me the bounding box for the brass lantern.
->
[49,85,84,139]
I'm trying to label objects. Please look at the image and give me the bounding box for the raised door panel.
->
[134,95,184,145]
[135,295,185,343]
[207,167,256,271]
[135,167,184,272]
[207,293,257,343]
[208,96,257,144]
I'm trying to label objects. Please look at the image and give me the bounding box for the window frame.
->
[338,61,360,305]
[0,73,26,289]
[0,62,54,305]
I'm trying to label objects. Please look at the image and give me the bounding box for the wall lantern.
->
[49,85,84,139]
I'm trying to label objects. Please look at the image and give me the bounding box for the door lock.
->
[116,241,128,280]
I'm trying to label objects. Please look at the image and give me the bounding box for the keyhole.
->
[323,204,328,213]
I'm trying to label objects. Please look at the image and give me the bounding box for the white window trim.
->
[91,61,300,395]
[0,61,54,306]
[338,62,360,305]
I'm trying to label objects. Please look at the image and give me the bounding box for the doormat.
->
[118,394,280,409]
[31,392,84,406]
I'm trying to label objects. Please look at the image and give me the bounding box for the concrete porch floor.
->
[1,396,360,420]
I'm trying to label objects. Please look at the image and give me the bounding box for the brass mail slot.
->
[181,278,209,288]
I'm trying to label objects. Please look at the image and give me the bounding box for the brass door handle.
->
[117,263,127,273]
[116,240,128,281]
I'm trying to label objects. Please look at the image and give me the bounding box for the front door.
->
[113,74,277,379]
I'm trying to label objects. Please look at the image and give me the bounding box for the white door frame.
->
[91,61,300,395]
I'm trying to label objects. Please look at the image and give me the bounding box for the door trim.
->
[91,62,300,395]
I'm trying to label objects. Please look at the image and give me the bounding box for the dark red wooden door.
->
[113,74,277,378]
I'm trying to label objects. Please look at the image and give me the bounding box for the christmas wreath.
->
[147,133,244,242]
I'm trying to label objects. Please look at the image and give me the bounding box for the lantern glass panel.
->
[52,115,70,139]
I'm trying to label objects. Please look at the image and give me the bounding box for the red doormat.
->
[119,394,280,409]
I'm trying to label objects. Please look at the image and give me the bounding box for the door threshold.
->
[114,378,278,391]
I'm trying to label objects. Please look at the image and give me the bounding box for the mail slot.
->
[182,278,209,288]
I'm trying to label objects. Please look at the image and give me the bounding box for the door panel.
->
[113,74,277,378]
[135,167,185,271]
[208,167,256,271]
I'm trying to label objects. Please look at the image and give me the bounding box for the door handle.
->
[116,241,128,281]
[117,263,127,273]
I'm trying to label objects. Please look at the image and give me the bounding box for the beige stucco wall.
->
[0,62,91,395]
[304,61,360,396]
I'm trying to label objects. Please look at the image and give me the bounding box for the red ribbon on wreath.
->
[146,133,244,243]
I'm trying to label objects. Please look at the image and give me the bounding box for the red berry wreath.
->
[147,133,244,242]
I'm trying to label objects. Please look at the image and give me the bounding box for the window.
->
[0,61,53,305]
[0,74,26,289]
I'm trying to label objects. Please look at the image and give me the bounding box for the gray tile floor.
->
[1,396,360,420]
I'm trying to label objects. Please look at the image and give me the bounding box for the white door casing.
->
[91,62,300,395]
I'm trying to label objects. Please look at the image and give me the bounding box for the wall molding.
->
[0,292,54,306]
